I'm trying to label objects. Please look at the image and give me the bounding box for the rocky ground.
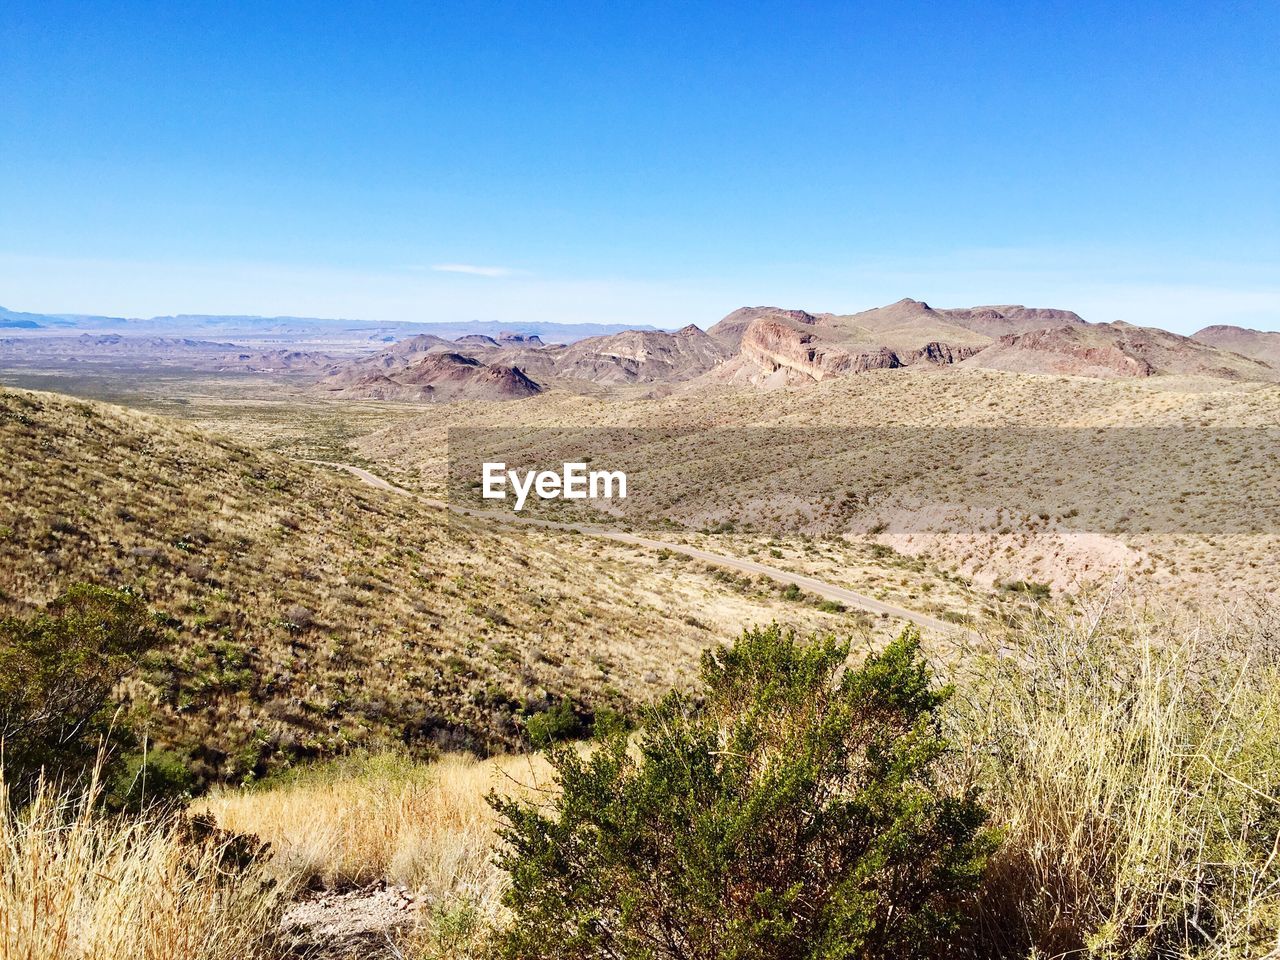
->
[281,883,427,959]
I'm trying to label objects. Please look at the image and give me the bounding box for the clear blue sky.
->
[1,1,1277,331]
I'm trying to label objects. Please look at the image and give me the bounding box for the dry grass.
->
[355,367,1280,606]
[2,387,867,787]
[956,599,1280,958]
[200,750,551,906]
[133,603,1280,959]
[0,770,284,960]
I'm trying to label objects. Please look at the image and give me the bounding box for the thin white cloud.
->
[430,263,519,278]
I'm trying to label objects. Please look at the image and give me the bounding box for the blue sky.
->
[1,1,1276,331]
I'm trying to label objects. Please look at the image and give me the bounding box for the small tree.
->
[0,584,160,801]
[491,625,994,960]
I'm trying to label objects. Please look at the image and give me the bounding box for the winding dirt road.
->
[310,461,968,636]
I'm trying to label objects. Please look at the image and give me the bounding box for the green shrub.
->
[109,748,197,807]
[0,584,161,801]
[780,582,804,601]
[491,625,995,960]
[524,700,584,747]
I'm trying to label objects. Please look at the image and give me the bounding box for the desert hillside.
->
[1193,324,1280,367]
[963,321,1280,380]
[353,368,1280,604]
[3,387,931,784]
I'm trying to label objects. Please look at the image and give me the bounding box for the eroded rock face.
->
[556,325,729,384]
[906,341,986,366]
[974,329,1157,378]
[734,318,901,381]
[707,306,819,351]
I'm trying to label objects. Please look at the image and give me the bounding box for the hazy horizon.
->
[2,2,1277,334]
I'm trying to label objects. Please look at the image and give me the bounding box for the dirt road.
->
[310,461,968,637]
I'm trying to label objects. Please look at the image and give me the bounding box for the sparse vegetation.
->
[5,377,1280,959]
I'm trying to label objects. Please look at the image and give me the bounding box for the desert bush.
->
[957,602,1280,958]
[0,584,161,801]
[491,625,995,960]
[109,747,198,807]
[0,767,283,960]
[524,699,585,747]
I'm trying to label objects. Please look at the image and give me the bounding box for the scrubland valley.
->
[3,299,1280,959]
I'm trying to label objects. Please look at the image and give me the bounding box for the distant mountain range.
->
[0,306,655,343]
[5,300,1279,402]
[313,298,1280,402]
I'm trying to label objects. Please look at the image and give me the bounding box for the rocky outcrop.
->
[964,323,1278,380]
[733,317,898,381]
[905,341,986,365]
[555,325,729,384]
[707,307,818,351]
[319,351,543,402]
[497,332,544,346]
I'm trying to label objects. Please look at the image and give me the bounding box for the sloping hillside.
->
[554,325,729,384]
[1193,324,1280,367]
[0,388,838,785]
[320,350,543,402]
[964,322,1279,380]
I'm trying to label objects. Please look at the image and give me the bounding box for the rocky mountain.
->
[315,297,1280,398]
[940,304,1086,337]
[314,324,729,395]
[962,322,1279,380]
[1192,325,1280,368]
[703,299,1067,386]
[707,307,820,352]
[320,351,543,402]
[554,325,729,384]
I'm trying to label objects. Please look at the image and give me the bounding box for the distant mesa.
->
[456,334,500,347]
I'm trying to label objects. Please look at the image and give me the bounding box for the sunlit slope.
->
[354,368,1280,602]
[0,387,867,783]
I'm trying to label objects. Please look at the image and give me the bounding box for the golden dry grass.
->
[955,600,1280,958]
[0,770,284,960]
[190,604,1280,959]
[200,750,550,904]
